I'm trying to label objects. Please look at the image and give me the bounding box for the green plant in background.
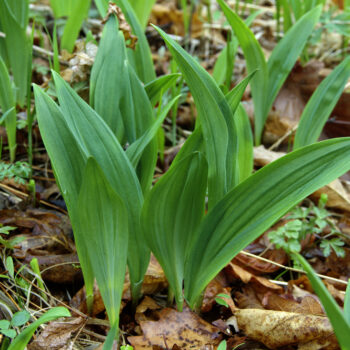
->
[0,307,70,350]
[268,194,345,257]
[0,58,17,162]
[0,161,31,185]
[218,0,322,145]
[95,0,156,83]
[0,0,30,107]
[293,254,350,349]
[49,0,92,53]
[294,56,350,149]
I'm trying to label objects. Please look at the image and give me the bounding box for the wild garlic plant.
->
[34,2,350,349]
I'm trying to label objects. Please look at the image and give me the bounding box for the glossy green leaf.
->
[78,158,128,338]
[0,0,29,106]
[293,253,350,349]
[8,307,71,350]
[34,85,94,308]
[90,16,126,141]
[266,6,322,120]
[0,57,16,162]
[51,72,148,301]
[116,0,156,83]
[185,138,350,307]
[145,73,181,107]
[60,0,92,53]
[142,152,208,310]
[217,0,268,146]
[294,56,350,149]
[233,104,253,183]
[155,25,235,207]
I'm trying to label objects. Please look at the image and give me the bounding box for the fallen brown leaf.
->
[27,317,84,350]
[128,307,222,350]
[233,308,338,349]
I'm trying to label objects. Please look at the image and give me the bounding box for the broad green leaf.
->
[266,6,322,120]
[232,104,253,183]
[126,95,180,167]
[94,0,108,16]
[294,56,350,149]
[116,0,156,83]
[130,0,156,29]
[217,0,268,146]
[61,0,92,53]
[125,64,157,193]
[90,16,126,141]
[154,26,233,207]
[0,0,29,106]
[49,0,74,17]
[78,158,128,336]
[145,73,181,107]
[293,254,350,349]
[8,307,71,350]
[185,138,350,307]
[142,152,207,311]
[51,72,148,301]
[34,85,94,307]
[0,57,16,162]
[225,72,256,183]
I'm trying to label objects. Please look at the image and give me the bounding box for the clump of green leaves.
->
[268,194,345,257]
[0,161,31,185]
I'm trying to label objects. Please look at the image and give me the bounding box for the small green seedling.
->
[269,194,345,258]
[0,310,30,340]
[215,293,231,308]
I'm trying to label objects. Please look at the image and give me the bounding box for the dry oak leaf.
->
[128,307,222,350]
[234,308,338,349]
[225,263,283,293]
[27,317,84,350]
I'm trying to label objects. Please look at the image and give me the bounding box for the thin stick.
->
[240,250,348,285]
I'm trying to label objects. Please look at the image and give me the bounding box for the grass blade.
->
[142,152,207,311]
[185,138,350,307]
[78,158,128,340]
[294,56,350,149]
[293,253,350,349]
